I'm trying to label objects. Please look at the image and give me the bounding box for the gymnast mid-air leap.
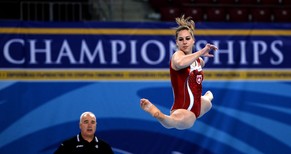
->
[140,15,218,130]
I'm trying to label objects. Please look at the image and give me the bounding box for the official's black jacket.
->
[54,133,113,154]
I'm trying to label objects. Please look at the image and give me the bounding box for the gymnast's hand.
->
[200,43,218,57]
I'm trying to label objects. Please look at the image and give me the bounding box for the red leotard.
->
[170,58,204,118]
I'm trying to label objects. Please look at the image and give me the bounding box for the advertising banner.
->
[0,21,291,154]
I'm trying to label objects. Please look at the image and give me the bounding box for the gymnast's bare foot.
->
[140,98,161,119]
[204,91,214,101]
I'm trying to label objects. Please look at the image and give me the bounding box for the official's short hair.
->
[79,111,96,124]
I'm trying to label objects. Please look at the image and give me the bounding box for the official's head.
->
[79,111,97,138]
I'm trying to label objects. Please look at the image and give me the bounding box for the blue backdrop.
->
[0,21,291,154]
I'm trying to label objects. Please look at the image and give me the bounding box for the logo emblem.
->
[196,75,202,84]
[76,145,84,148]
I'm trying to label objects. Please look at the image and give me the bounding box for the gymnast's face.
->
[80,114,96,137]
[176,29,195,53]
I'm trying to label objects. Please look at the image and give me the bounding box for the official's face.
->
[80,114,96,137]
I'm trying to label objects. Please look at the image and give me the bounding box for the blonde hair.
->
[175,15,195,39]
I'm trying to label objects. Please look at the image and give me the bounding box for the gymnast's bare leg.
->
[140,91,214,130]
[140,99,196,130]
[199,90,214,117]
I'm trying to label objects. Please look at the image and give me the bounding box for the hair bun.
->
[175,15,195,33]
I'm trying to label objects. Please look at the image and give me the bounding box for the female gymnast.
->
[140,15,218,130]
